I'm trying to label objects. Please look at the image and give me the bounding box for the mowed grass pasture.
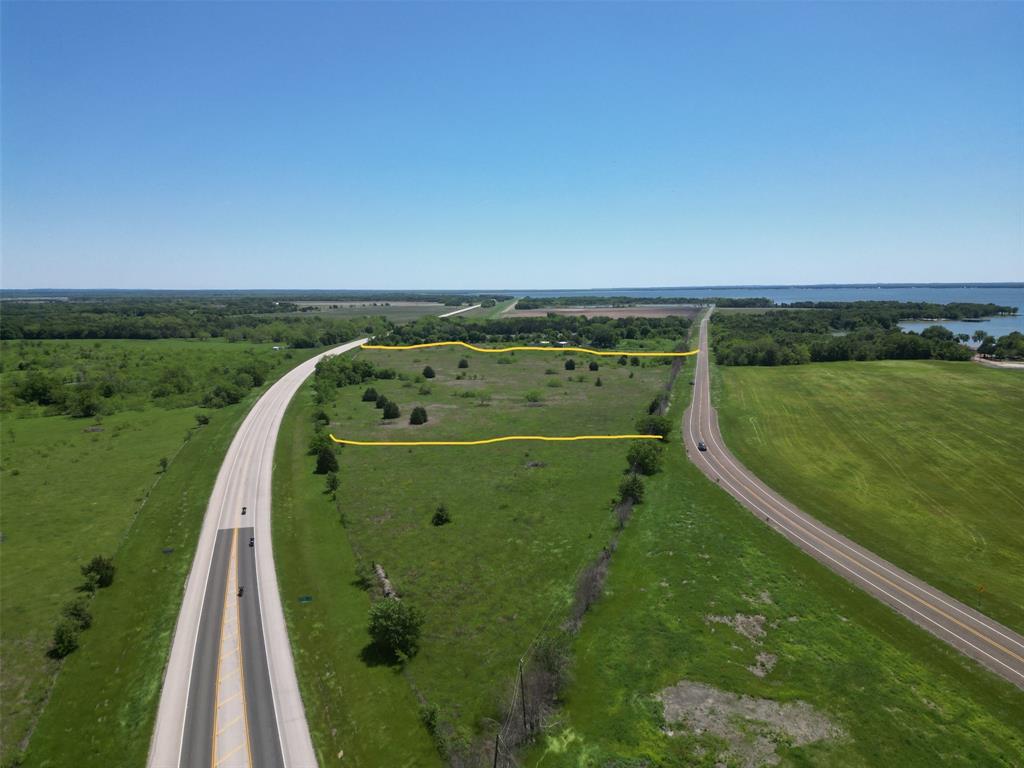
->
[274,344,674,763]
[529,374,1024,767]
[715,360,1024,633]
[0,339,321,767]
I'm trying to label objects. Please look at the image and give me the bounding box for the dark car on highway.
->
[697,441,707,452]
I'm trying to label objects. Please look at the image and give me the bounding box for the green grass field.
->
[714,360,1024,633]
[0,339,321,767]
[527,373,1024,767]
[286,302,459,322]
[274,344,673,762]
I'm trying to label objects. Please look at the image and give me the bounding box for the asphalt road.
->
[148,338,369,768]
[683,311,1024,690]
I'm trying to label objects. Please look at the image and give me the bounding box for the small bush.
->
[308,431,331,456]
[62,597,92,630]
[627,440,662,475]
[647,395,663,415]
[564,359,576,371]
[313,409,330,425]
[315,444,339,474]
[595,377,602,387]
[635,415,672,438]
[362,387,378,402]
[619,474,645,504]
[51,620,80,658]
[368,599,424,659]
[383,401,401,419]
[546,379,563,388]
[432,504,451,526]
[195,413,210,426]
[81,555,115,589]
[458,358,469,369]
[497,356,513,365]
[630,357,640,366]
[618,355,628,366]
[325,471,340,495]
[589,361,599,371]
[410,406,428,425]
[375,393,389,409]
[525,390,543,403]
[417,384,431,395]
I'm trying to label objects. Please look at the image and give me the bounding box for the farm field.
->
[289,301,463,322]
[714,360,1024,633]
[529,375,1024,766]
[274,343,676,763]
[0,339,323,767]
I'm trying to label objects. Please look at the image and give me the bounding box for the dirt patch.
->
[748,652,778,678]
[658,680,842,767]
[507,304,699,319]
[705,613,766,643]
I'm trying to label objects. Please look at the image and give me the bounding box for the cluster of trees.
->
[515,296,771,309]
[778,300,1015,321]
[0,295,392,344]
[51,555,115,658]
[977,331,1024,360]
[312,355,395,403]
[708,306,1008,366]
[387,314,691,350]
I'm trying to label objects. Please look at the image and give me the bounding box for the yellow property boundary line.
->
[330,433,664,447]
[361,340,697,357]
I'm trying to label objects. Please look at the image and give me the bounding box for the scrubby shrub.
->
[51,620,80,658]
[635,415,672,438]
[313,409,330,425]
[432,504,451,526]
[195,413,210,426]
[62,597,92,630]
[647,395,663,415]
[619,474,645,504]
[308,431,331,456]
[368,599,424,659]
[422,366,435,380]
[383,401,400,419]
[627,440,662,475]
[315,444,339,474]
[418,384,431,395]
[564,358,576,371]
[618,355,628,366]
[630,356,640,366]
[410,406,428,425]
[589,361,599,371]
[362,387,378,402]
[458,358,469,369]
[525,390,543,403]
[325,471,340,495]
[81,555,115,589]
[595,377,602,387]
[375,393,389,409]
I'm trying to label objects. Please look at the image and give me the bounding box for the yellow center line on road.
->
[361,340,698,357]
[210,528,238,768]
[330,433,665,447]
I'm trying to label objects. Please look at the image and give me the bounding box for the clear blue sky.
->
[2,1,1021,289]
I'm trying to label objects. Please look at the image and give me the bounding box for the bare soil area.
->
[658,680,843,767]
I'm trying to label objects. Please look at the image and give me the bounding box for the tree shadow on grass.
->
[359,641,402,670]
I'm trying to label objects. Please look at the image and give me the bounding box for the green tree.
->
[362,386,379,402]
[62,598,92,630]
[51,620,80,658]
[410,406,428,425]
[325,471,340,495]
[81,555,115,589]
[159,457,169,473]
[432,503,451,526]
[627,440,663,475]
[618,474,645,504]
[618,355,628,366]
[564,358,576,371]
[383,401,401,419]
[375,393,389,409]
[595,377,602,387]
[635,415,671,438]
[422,365,436,379]
[315,445,339,474]
[458,357,469,369]
[368,599,424,658]
[588,361,599,371]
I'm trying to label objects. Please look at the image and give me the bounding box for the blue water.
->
[899,317,1022,345]
[514,283,1024,308]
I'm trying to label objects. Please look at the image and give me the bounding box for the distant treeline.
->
[386,313,692,349]
[0,298,389,344]
[515,296,770,309]
[776,300,1016,320]
[709,303,1017,366]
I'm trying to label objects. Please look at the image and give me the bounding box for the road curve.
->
[149,338,368,768]
[683,312,1024,690]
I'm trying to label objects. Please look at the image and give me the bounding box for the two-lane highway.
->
[683,311,1024,689]
[149,338,368,768]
